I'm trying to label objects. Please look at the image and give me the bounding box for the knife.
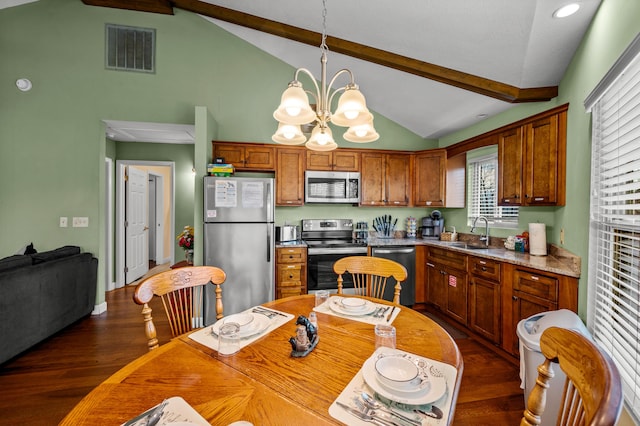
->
[386,306,396,322]
[335,401,394,426]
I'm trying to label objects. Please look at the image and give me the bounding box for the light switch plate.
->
[72,217,89,227]
[59,217,68,227]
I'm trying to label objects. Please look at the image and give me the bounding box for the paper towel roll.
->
[528,223,547,256]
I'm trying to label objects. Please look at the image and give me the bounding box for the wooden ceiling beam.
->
[84,0,558,103]
[82,0,174,15]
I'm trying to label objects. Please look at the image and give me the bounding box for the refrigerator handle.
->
[267,182,274,222]
[266,224,272,262]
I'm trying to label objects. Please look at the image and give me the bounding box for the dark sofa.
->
[0,246,98,364]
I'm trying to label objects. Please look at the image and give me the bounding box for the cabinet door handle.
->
[512,296,518,301]
[530,275,539,281]
[481,267,487,271]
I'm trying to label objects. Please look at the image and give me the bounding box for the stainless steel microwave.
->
[305,171,361,204]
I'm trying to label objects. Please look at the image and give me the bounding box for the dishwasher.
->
[371,246,416,306]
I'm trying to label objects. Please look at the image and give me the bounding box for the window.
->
[106,24,155,73]
[467,151,518,228]
[586,34,640,420]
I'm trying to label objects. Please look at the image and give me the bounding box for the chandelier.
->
[272,0,379,151]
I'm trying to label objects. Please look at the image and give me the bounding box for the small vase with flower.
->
[177,225,195,265]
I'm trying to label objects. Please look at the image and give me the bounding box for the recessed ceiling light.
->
[553,3,580,18]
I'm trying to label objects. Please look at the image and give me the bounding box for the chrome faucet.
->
[470,216,490,247]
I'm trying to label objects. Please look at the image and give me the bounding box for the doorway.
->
[115,160,175,287]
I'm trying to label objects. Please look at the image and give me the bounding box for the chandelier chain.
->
[320,0,328,53]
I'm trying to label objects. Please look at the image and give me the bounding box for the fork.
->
[251,307,276,318]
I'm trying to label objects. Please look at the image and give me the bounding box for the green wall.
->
[2,0,639,315]
[0,0,424,306]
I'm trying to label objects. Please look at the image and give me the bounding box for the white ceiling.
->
[4,0,602,144]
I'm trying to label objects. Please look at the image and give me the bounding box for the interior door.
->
[125,166,149,283]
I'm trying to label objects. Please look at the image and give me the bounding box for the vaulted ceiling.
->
[4,0,602,141]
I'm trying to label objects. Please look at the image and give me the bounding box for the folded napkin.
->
[189,307,293,352]
[328,348,458,426]
[314,296,401,325]
[121,396,208,426]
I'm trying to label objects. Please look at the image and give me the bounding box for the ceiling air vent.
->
[106,24,155,73]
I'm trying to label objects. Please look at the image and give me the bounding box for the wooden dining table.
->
[60,295,463,425]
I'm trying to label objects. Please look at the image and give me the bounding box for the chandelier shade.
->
[271,0,377,151]
[331,87,373,127]
[273,83,317,125]
[271,122,307,145]
[343,120,380,143]
[305,125,338,151]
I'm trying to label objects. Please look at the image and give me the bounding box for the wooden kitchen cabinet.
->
[213,142,275,171]
[498,106,567,206]
[360,152,412,206]
[503,263,577,356]
[414,150,446,207]
[306,149,360,171]
[275,246,307,299]
[468,256,501,344]
[425,247,468,326]
[276,147,305,206]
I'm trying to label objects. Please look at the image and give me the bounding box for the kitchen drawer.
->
[277,264,303,284]
[277,247,306,263]
[427,246,467,270]
[513,269,558,302]
[469,256,501,281]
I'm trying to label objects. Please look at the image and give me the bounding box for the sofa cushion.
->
[30,246,81,265]
[0,255,32,273]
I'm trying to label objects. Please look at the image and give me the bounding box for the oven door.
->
[307,248,367,293]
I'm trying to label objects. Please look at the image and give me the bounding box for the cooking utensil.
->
[361,392,422,426]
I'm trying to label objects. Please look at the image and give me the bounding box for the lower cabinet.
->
[424,247,468,326]
[275,247,307,299]
[468,256,501,344]
[421,247,578,358]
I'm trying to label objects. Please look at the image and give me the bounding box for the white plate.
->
[329,297,377,316]
[212,313,270,338]
[362,349,447,405]
[341,297,367,311]
[222,313,254,328]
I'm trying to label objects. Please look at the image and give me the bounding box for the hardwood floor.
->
[0,284,524,425]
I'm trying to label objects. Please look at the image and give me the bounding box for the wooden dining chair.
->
[520,326,623,426]
[133,266,227,351]
[333,256,407,304]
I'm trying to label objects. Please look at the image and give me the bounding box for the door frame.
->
[115,160,175,287]
[147,171,165,264]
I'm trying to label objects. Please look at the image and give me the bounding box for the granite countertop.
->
[275,241,307,249]
[276,236,580,278]
[367,237,581,278]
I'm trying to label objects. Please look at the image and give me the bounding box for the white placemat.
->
[328,347,458,426]
[314,296,401,325]
[188,307,294,352]
[121,396,208,426]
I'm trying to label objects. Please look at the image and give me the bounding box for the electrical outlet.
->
[560,228,565,245]
[59,217,68,227]
[72,217,89,228]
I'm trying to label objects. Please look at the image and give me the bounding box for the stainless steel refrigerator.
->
[203,176,275,323]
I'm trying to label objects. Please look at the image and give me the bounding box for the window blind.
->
[467,154,518,227]
[587,41,640,420]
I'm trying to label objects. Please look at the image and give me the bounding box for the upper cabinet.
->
[497,107,567,206]
[414,150,446,207]
[360,152,412,206]
[213,142,275,171]
[276,147,305,206]
[306,150,360,171]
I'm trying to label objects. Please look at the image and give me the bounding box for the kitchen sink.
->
[441,242,488,250]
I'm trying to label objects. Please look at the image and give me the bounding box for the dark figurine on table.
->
[289,315,318,357]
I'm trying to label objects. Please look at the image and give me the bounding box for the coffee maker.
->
[421,211,444,239]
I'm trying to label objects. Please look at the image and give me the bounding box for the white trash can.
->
[516,309,591,425]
